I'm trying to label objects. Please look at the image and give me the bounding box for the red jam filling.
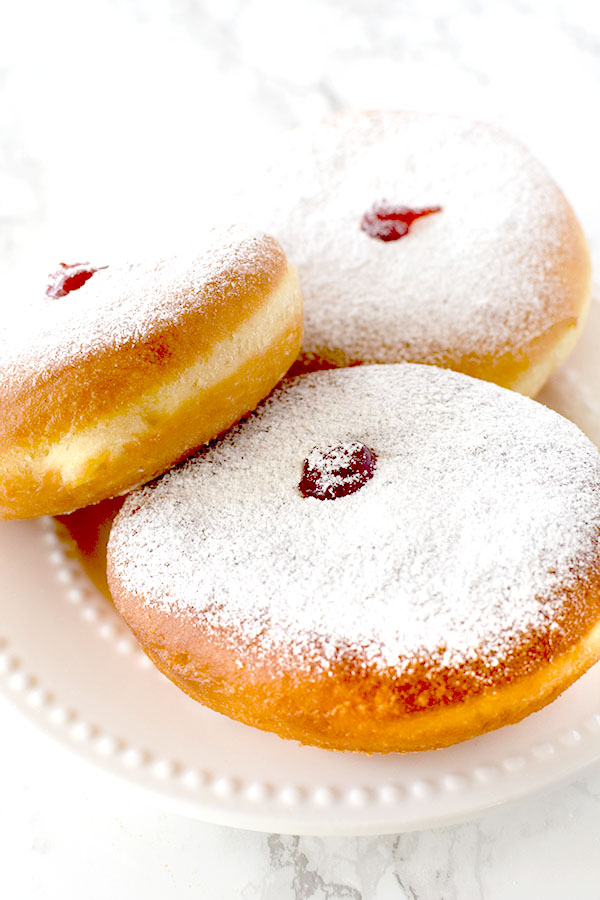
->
[360,201,442,241]
[46,262,108,299]
[299,441,377,501]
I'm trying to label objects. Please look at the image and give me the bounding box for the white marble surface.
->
[2,0,600,896]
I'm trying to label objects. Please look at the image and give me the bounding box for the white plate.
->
[2,293,600,836]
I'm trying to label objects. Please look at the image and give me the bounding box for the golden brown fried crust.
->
[461,208,592,395]
[108,554,600,753]
[0,239,303,518]
[288,197,592,397]
[1,237,289,446]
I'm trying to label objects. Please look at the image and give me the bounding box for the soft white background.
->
[2,1,600,897]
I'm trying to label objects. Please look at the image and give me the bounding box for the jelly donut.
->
[107,365,600,753]
[0,227,303,519]
[238,111,591,394]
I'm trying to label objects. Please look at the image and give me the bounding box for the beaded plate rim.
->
[2,510,600,835]
[2,296,600,835]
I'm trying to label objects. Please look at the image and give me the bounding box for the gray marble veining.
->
[2,1,600,897]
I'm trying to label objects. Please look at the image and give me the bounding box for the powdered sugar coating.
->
[237,111,582,368]
[0,226,282,384]
[109,365,600,676]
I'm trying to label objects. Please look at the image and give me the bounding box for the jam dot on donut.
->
[299,441,377,500]
[360,201,442,242]
[46,262,108,299]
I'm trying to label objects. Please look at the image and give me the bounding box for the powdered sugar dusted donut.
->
[239,111,591,395]
[0,227,303,519]
[107,365,600,753]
